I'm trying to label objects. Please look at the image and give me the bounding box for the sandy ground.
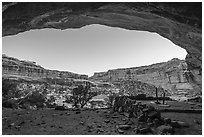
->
[2,102,202,135]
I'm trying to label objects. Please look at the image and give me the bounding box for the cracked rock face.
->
[2,2,202,75]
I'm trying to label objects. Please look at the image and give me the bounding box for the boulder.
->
[138,114,145,122]
[148,111,161,120]
[97,125,102,128]
[147,122,154,127]
[134,127,140,134]
[125,120,134,125]
[15,125,21,130]
[147,118,152,123]
[194,120,201,125]
[104,119,110,123]
[112,115,119,118]
[157,125,174,134]
[177,121,190,128]
[159,104,170,107]
[164,118,171,125]
[8,123,15,128]
[117,129,124,134]
[139,127,152,134]
[170,121,181,128]
[97,128,104,132]
[153,118,160,127]
[117,125,131,130]
[105,114,110,118]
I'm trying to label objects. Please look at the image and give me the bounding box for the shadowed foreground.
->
[2,101,202,135]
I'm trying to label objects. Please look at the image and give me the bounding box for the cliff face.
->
[2,54,88,80]
[91,58,201,97]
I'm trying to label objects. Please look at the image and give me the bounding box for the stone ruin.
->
[112,96,190,134]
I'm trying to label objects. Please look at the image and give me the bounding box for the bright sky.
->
[2,24,187,76]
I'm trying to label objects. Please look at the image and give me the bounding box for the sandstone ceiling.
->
[2,2,202,73]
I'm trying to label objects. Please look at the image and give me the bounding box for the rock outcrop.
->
[91,58,201,98]
[2,54,88,80]
[2,2,202,79]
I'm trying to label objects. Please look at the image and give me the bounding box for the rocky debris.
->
[170,120,189,128]
[111,97,193,135]
[148,111,161,120]
[117,129,124,134]
[97,128,104,133]
[177,121,190,128]
[153,118,160,127]
[157,125,174,134]
[116,124,131,130]
[105,114,110,118]
[110,121,116,124]
[164,118,171,125]
[125,120,134,125]
[122,118,127,121]
[19,121,25,126]
[170,120,181,128]
[159,104,170,107]
[97,124,102,128]
[96,110,100,113]
[123,112,130,118]
[112,115,119,118]
[41,121,46,125]
[15,125,21,130]
[59,113,64,116]
[86,124,94,132]
[194,120,201,125]
[139,127,152,134]
[65,112,71,115]
[147,122,154,127]
[2,117,8,120]
[75,111,81,114]
[36,123,41,126]
[103,110,109,114]
[104,119,110,123]
[52,114,58,117]
[55,105,67,111]
[50,125,55,128]
[8,123,15,128]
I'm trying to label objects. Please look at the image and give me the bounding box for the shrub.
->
[2,79,18,98]
[2,98,19,109]
[67,84,97,108]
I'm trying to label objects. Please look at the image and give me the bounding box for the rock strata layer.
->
[91,58,201,98]
[2,54,88,80]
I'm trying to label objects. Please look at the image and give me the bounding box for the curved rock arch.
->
[2,2,202,73]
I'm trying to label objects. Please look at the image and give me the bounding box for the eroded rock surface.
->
[2,2,202,73]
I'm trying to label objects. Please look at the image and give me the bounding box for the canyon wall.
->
[91,58,201,97]
[2,54,88,80]
[2,54,201,98]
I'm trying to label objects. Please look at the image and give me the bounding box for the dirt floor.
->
[2,101,202,135]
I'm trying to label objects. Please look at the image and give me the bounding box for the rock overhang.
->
[2,2,202,72]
